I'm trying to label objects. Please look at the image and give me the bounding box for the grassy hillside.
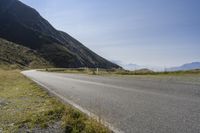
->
[0,69,110,132]
[0,38,51,69]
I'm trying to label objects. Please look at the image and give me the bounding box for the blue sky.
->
[20,0,200,67]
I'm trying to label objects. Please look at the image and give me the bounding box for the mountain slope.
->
[0,0,120,68]
[0,38,51,68]
[167,62,200,71]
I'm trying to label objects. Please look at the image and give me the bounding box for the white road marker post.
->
[96,68,99,75]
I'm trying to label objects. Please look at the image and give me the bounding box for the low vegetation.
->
[43,68,200,76]
[0,69,110,133]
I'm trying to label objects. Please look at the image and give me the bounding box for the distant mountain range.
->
[167,62,200,71]
[121,63,144,70]
[111,60,144,70]
[112,60,164,71]
[112,60,200,72]
[0,0,120,69]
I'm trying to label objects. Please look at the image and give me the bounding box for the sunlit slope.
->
[0,38,51,68]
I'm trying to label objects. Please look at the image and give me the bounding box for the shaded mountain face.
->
[167,62,200,71]
[0,0,120,68]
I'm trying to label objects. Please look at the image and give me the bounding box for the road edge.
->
[21,70,123,133]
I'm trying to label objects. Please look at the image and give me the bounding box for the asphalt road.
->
[22,70,200,133]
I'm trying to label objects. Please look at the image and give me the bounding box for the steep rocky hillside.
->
[0,0,120,69]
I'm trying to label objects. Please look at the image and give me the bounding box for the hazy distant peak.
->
[167,62,200,71]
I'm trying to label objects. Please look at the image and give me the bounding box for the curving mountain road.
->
[22,70,200,133]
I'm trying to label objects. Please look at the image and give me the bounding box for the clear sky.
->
[20,0,200,67]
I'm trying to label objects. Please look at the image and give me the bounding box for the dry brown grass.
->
[0,69,110,133]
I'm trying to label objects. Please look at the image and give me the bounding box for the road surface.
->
[22,70,200,133]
